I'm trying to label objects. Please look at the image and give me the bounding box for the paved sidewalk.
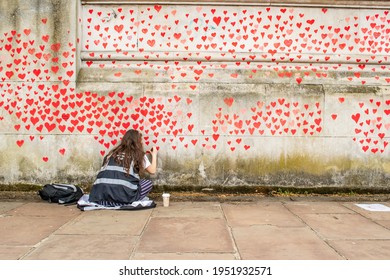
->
[1,197,390,260]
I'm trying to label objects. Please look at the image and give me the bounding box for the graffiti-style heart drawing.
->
[224,97,234,107]
[1,6,390,159]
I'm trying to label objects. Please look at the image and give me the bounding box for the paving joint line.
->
[219,203,242,260]
[280,201,346,259]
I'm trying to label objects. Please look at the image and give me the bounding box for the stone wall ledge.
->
[81,1,390,9]
[1,186,389,203]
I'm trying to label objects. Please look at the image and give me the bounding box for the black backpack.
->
[38,183,84,205]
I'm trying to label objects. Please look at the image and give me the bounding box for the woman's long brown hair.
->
[104,129,145,175]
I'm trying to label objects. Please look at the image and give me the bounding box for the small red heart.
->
[224,97,234,107]
[16,140,24,147]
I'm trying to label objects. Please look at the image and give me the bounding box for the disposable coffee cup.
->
[162,193,170,207]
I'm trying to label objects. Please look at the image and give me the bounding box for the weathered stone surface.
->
[0,202,25,214]
[7,202,81,217]
[137,217,234,253]
[284,201,355,214]
[1,2,390,190]
[298,213,390,239]
[0,215,73,246]
[56,209,152,235]
[131,252,236,260]
[328,240,390,260]
[24,234,137,260]
[222,202,305,227]
[151,202,223,219]
[1,200,390,260]
[0,246,32,260]
[232,225,343,259]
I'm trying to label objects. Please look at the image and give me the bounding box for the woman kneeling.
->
[89,129,158,206]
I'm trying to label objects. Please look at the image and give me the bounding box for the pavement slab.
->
[0,246,33,260]
[23,234,137,260]
[343,202,390,221]
[299,213,390,240]
[0,202,81,256]
[327,240,390,260]
[232,225,343,260]
[0,215,75,246]
[222,202,305,227]
[137,217,234,254]
[0,202,26,214]
[344,203,390,230]
[56,208,153,235]
[376,220,390,230]
[131,252,237,260]
[1,199,390,260]
[151,202,223,219]
[5,202,81,218]
[284,201,355,214]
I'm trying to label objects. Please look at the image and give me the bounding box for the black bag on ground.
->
[38,183,84,205]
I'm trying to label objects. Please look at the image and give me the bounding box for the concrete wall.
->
[1,0,390,190]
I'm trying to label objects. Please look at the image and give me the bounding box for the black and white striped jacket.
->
[89,156,141,204]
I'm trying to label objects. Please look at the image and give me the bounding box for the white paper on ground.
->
[355,203,390,212]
